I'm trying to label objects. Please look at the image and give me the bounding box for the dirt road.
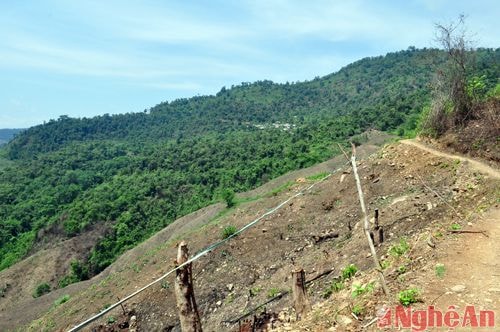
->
[401,139,500,179]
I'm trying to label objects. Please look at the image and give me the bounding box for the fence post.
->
[174,241,203,332]
[291,268,310,320]
[350,144,389,295]
[374,209,384,244]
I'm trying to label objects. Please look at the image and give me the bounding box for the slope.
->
[285,140,500,331]
[0,131,390,330]
[401,139,500,179]
[1,48,497,281]
[20,137,499,331]
[0,47,474,276]
[0,48,498,326]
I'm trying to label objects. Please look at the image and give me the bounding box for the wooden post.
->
[291,268,310,320]
[374,209,384,244]
[174,241,203,332]
[350,144,389,296]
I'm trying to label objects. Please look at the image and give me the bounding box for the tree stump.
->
[174,241,203,332]
[291,268,310,320]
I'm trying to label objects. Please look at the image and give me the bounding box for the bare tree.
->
[423,15,476,135]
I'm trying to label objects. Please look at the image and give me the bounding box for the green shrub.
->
[267,287,281,298]
[352,282,375,298]
[54,294,70,307]
[249,286,261,297]
[58,260,89,288]
[322,278,344,298]
[380,260,390,270]
[487,83,500,98]
[341,264,358,280]
[352,304,364,316]
[33,282,51,298]
[221,225,237,239]
[389,238,410,257]
[398,288,420,306]
[222,189,235,208]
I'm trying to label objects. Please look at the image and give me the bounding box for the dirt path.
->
[401,139,500,179]
[421,207,500,328]
[401,139,499,328]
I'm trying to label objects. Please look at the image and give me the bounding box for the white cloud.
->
[0,0,498,127]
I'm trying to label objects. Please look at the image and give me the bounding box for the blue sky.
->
[0,0,498,128]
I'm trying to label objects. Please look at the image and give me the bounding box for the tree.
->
[222,189,235,208]
[423,15,475,135]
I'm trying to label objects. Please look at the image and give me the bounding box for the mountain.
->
[0,47,498,284]
[0,128,24,145]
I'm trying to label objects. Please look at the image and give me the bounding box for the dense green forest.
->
[0,48,498,284]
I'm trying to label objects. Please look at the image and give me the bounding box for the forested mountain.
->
[0,129,24,145]
[1,48,498,285]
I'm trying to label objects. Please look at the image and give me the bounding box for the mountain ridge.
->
[0,47,498,292]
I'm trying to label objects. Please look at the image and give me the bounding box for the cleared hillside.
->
[0,131,390,330]
[1,48,498,282]
[16,137,499,331]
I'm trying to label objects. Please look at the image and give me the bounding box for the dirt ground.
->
[3,131,499,332]
[275,140,500,332]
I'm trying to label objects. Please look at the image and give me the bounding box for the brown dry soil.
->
[3,132,499,332]
[424,98,500,167]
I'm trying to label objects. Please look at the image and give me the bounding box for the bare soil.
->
[3,131,500,332]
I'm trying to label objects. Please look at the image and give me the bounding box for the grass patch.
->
[352,304,364,316]
[323,264,359,298]
[249,286,261,297]
[267,287,281,298]
[435,263,446,278]
[380,260,390,270]
[221,225,237,239]
[341,264,358,280]
[389,238,410,257]
[306,172,330,181]
[352,282,375,298]
[54,294,70,307]
[398,288,420,306]
[267,181,294,197]
[322,278,344,298]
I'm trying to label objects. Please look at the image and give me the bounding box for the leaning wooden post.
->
[291,268,311,320]
[174,241,203,332]
[350,144,389,295]
[374,209,384,244]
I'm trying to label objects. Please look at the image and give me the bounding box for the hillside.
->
[0,48,498,328]
[8,135,497,331]
[0,129,24,146]
[0,131,390,330]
